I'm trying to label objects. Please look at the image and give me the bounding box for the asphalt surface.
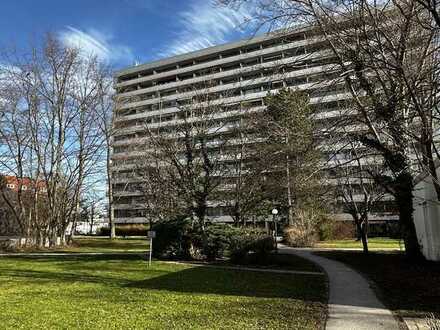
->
[279,245,400,330]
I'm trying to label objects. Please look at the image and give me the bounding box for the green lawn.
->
[0,255,327,329]
[59,237,149,253]
[315,250,440,319]
[316,238,403,250]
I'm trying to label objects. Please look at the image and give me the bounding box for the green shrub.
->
[229,235,250,262]
[152,217,193,259]
[97,224,149,237]
[317,217,335,241]
[316,219,356,241]
[201,224,241,261]
[149,220,274,262]
[229,228,275,264]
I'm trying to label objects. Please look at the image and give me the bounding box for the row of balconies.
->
[115,55,337,113]
[110,153,385,180]
[116,67,333,115]
[113,77,347,130]
[116,32,312,81]
[114,70,342,131]
[112,192,395,211]
[113,213,399,224]
[111,91,353,146]
[116,50,333,104]
[116,36,325,89]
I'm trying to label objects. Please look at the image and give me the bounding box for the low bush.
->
[332,221,356,239]
[317,217,335,241]
[284,226,318,247]
[150,219,274,262]
[200,224,241,261]
[229,228,275,264]
[284,207,322,247]
[97,224,149,237]
[151,217,193,259]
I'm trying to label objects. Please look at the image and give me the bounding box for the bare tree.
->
[217,115,269,227]
[130,81,237,231]
[96,74,118,239]
[331,140,387,253]
[0,35,110,247]
[414,0,440,27]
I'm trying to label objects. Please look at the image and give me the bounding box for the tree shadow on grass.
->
[1,255,326,301]
[2,253,146,262]
[125,266,326,301]
[0,267,128,286]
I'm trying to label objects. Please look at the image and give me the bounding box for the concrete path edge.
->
[279,244,401,330]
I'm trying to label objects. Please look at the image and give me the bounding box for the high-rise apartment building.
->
[112,26,397,226]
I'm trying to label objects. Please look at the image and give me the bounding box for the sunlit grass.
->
[0,255,327,329]
[59,237,149,253]
[316,237,403,250]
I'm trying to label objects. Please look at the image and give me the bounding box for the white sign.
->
[147,231,156,239]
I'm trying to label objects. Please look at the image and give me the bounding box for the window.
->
[243,86,262,95]
[242,72,261,81]
[222,62,241,72]
[262,53,283,63]
[221,50,241,58]
[242,58,260,67]
[285,77,306,88]
[271,80,284,89]
[284,46,306,57]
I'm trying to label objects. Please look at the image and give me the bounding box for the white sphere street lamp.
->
[271,208,279,250]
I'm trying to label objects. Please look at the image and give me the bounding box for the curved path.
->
[279,245,400,330]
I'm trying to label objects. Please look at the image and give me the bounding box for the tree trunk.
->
[286,152,294,226]
[107,147,116,239]
[395,172,424,260]
[110,205,116,239]
[360,228,369,254]
[89,204,95,235]
[424,140,440,201]
[351,211,369,254]
[358,219,369,254]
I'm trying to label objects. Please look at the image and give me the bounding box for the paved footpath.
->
[279,245,400,330]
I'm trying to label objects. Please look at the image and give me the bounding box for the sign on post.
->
[147,231,156,267]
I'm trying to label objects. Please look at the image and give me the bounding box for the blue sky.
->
[0,0,256,70]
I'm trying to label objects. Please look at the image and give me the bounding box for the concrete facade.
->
[111,27,397,225]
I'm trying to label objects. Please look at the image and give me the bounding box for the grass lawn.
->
[316,250,440,320]
[315,237,403,250]
[0,255,327,329]
[5,237,150,254]
[59,237,149,253]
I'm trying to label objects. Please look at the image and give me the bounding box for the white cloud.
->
[59,26,134,64]
[160,0,253,57]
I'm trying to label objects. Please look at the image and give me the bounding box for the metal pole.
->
[274,214,278,250]
[148,237,153,267]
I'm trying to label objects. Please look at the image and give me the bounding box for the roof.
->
[1,175,47,189]
[115,26,311,77]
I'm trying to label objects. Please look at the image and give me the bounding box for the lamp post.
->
[272,208,278,250]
